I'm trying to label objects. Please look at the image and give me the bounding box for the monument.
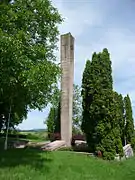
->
[123,144,134,158]
[60,33,74,146]
[115,144,134,161]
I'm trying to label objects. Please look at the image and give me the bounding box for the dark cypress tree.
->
[81,56,96,152]
[46,107,56,135]
[117,94,125,146]
[0,0,11,4]
[81,48,123,160]
[124,95,134,145]
[54,102,61,133]
[99,48,113,90]
[45,104,60,140]
[113,92,124,157]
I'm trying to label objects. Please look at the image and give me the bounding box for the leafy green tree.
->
[73,84,82,133]
[0,0,62,133]
[124,95,134,145]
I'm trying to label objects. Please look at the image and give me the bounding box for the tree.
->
[111,92,124,158]
[81,59,94,151]
[54,102,61,133]
[73,84,82,134]
[81,48,123,159]
[0,0,62,149]
[0,0,11,4]
[45,84,83,136]
[115,93,125,146]
[46,107,56,135]
[0,0,63,133]
[124,95,134,145]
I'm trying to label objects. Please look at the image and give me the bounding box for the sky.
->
[18,0,135,130]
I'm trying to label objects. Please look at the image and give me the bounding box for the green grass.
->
[0,149,135,180]
[19,131,48,141]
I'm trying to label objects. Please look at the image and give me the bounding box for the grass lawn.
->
[0,149,135,180]
[19,131,48,141]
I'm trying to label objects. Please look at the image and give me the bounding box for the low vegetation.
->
[19,130,48,141]
[0,130,48,151]
[0,149,135,180]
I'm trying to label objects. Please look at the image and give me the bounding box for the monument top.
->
[61,32,74,39]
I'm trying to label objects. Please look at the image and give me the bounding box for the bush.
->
[103,152,115,160]
[0,133,27,139]
[49,133,61,141]
[131,136,135,151]
[58,147,73,151]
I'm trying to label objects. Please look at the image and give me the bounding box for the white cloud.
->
[52,0,106,37]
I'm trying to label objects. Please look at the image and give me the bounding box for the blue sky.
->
[18,0,135,130]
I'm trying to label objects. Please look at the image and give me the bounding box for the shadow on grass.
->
[0,148,52,172]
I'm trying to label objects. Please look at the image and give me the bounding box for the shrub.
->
[49,133,61,141]
[103,152,115,160]
[0,133,27,139]
[58,147,73,151]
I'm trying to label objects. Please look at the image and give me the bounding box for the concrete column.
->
[60,33,74,147]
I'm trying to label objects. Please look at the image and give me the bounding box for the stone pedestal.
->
[60,33,74,147]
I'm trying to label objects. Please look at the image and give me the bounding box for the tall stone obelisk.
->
[60,33,74,147]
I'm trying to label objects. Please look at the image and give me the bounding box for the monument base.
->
[115,144,134,161]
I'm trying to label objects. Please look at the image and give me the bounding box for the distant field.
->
[0,149,135,180]
[19,130,48,141]
[0,130,48,150]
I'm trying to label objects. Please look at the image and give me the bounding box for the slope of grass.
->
[0,149,135,180]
